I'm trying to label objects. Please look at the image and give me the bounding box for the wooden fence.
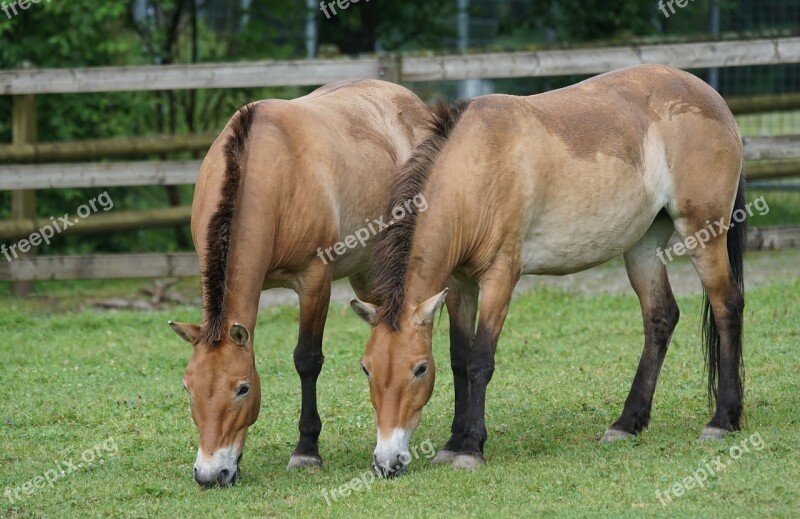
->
[3,37,799,94]
[2,37,800,284]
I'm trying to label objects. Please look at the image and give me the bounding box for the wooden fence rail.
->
[3,225,798,282]
[0,206,191,241]
[1,37,800,95]
[742,136,800,160]
[0,253,199,281]
[727,92,800,115]
[0,133,217,163]
[745,159,800,179]
[402,38,800,82]
[0,160,200,190]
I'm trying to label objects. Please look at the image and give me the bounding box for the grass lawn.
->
[0,276,798,518]
[748,189,800,227]
[736,110,800,137]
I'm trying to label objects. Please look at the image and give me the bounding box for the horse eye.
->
[236,384,250,397]
[361,365,370,378]
[413,364,428,378]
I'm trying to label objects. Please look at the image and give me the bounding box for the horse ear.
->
[169,321,200,345]
[350,299,378,327]
[411,288,449,326]
[230,323,250,346]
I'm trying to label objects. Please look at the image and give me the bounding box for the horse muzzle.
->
[193,447,241,488]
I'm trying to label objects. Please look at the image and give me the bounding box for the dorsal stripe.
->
[199,103,257,345]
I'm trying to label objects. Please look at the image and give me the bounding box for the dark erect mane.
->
[199,103,257,345]
[370,99,471,330]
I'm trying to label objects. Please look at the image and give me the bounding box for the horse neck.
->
[399,210,461,318]
[214,214,276,339]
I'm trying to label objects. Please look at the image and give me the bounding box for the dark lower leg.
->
[609,230,679,438]
[293,334,325,457]
[611,294,679,434]
[685,235,744,437]
[291,273,331,461]
[707,286,744,431]
[442,281,478,453]
[459,322,497,456]
[458,272,515,458]
[443,336,470,452]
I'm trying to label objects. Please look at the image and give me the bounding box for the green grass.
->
[748,190,800,227]
[736,110,800,136]
[1,277,798,518]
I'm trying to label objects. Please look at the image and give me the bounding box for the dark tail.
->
[702,169,746,415]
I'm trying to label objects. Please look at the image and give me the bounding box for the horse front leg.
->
[287,264,332,469]
[452,265,518,470]
[432,276,479,464]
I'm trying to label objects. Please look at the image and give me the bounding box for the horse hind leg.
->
[662,118,745,440]
[602,214,680,442]
[670,177,746,440]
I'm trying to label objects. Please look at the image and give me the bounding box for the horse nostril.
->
[218,469,231,484]
[194,468,215,489]
[373,454,410,479]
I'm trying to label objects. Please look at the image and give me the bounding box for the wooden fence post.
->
[10,94,37,296]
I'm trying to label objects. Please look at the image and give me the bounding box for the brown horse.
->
[351,65,746,474]
[168,79,432,487]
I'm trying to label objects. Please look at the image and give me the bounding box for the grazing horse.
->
[351,65,746,474]
[168,80,432,487]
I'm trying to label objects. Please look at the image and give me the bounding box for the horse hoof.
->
[431,450,457,464]
[287,454,322,470]
[451,453,486,471]
[699,426,729,441]
[600,428,634,443]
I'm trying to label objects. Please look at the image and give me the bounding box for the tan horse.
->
[168,80,432,487]
[352,65,746,474]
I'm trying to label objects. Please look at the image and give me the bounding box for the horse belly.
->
[519,127,673,275]
[520,210,653,275]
